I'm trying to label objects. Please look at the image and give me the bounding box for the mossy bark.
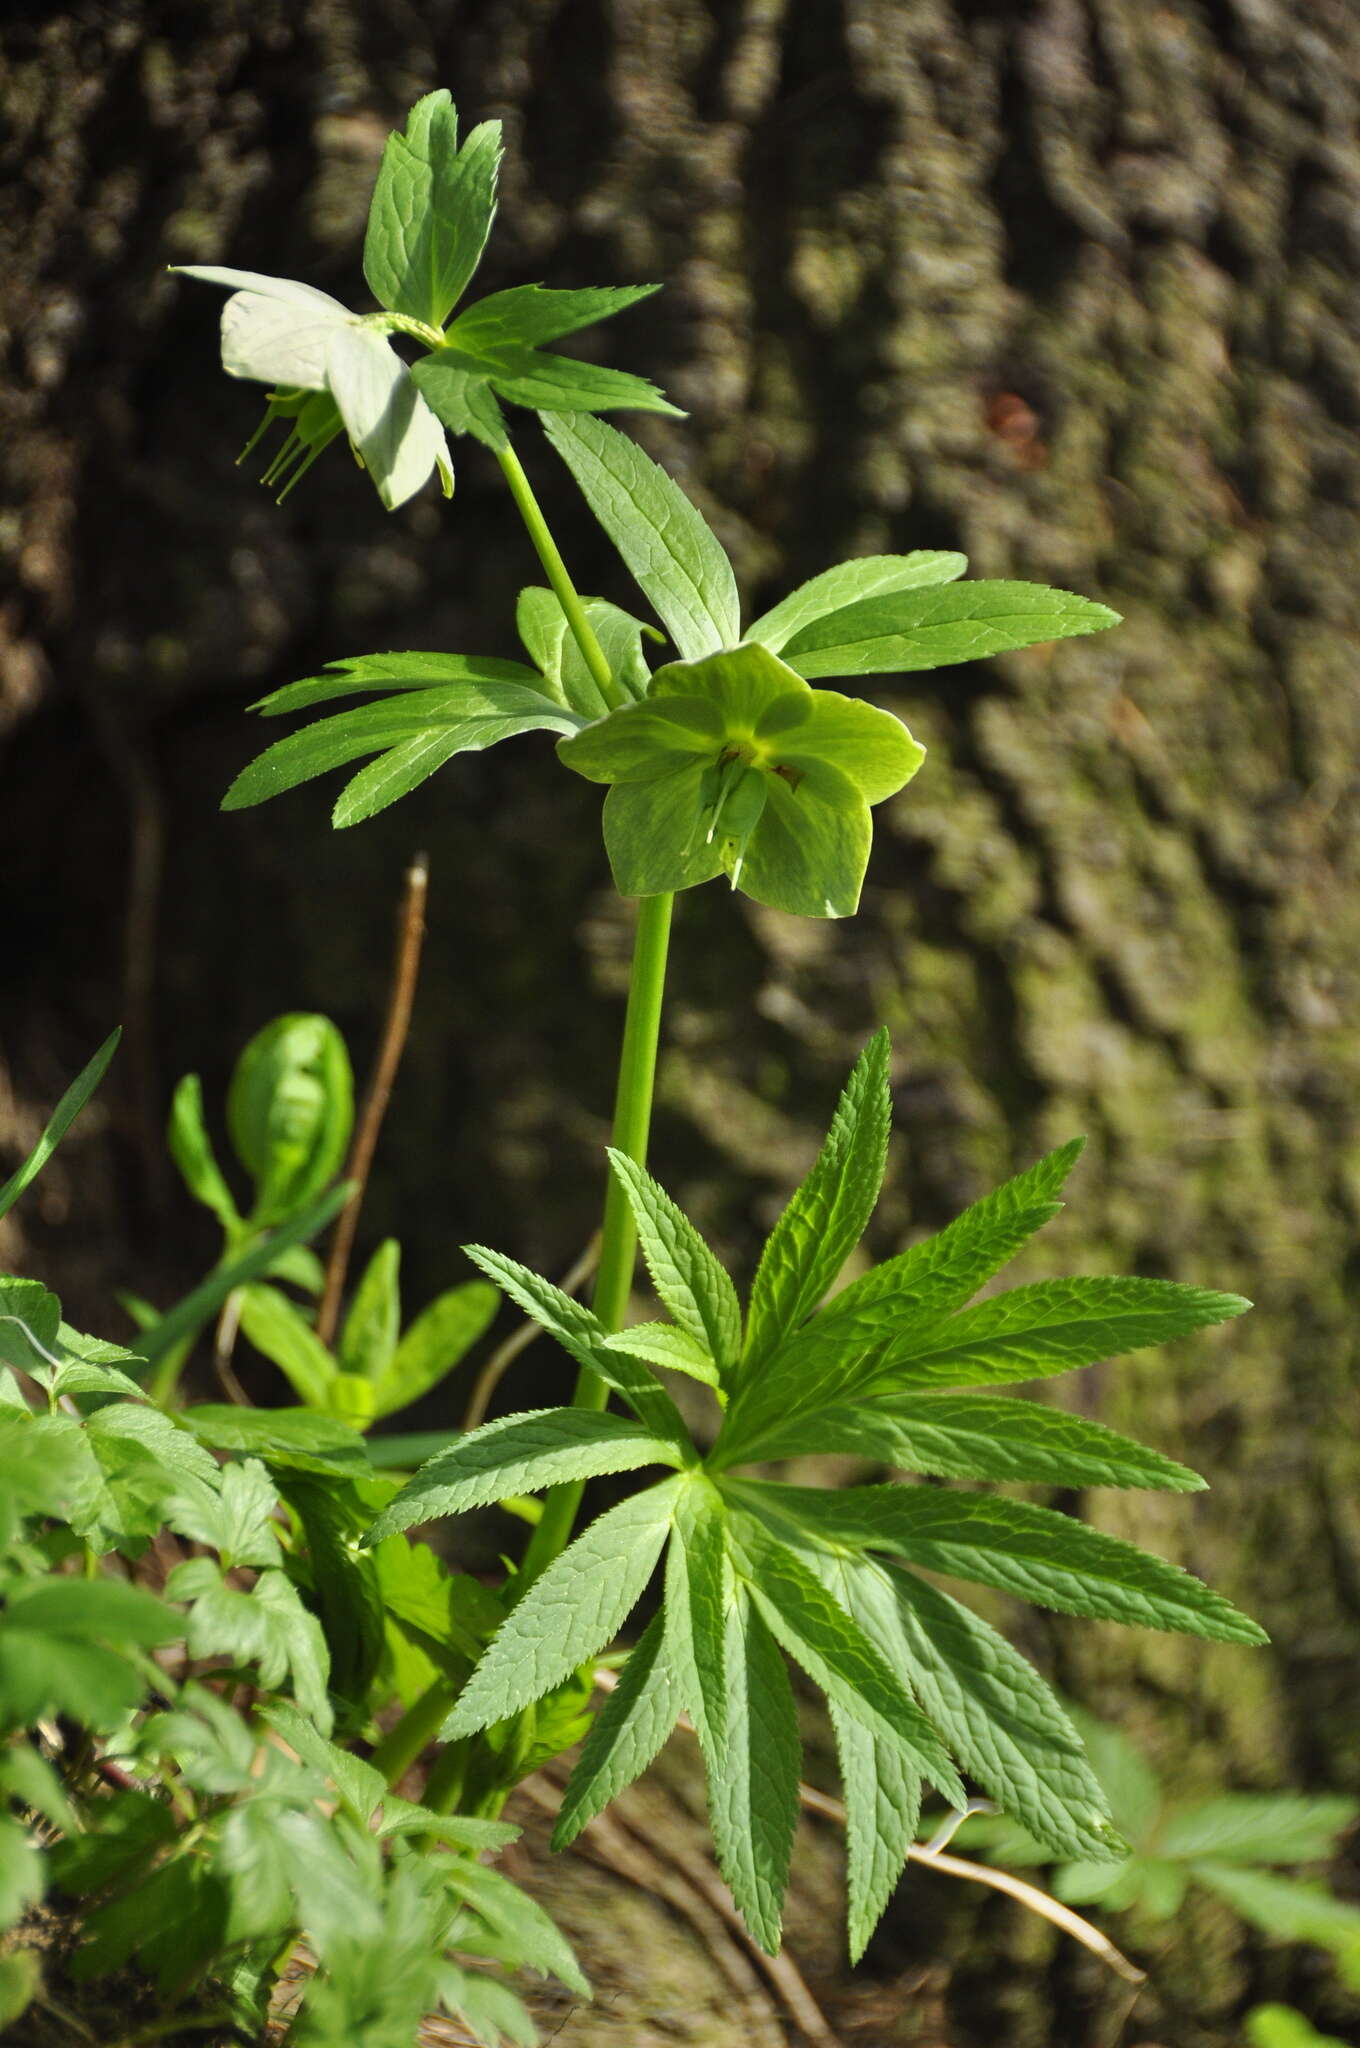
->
[3,3,1359,2041]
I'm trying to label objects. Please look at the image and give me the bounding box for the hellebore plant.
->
[122,84,1269,1995]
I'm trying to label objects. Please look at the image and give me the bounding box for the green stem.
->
[369,1678,451,1789]
[495,441,624,710]
[518,887,674,1585]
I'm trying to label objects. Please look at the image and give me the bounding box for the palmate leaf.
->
[740,1390,1205,1493]
[437,1028,1262,1960]
[222,681,583,819]
[544,412,740,658]
[550,1610,685,1849]
[365,1407,684,1541]
[739,1028,892,1379]
[827,1701,923,1964]
[719,1136,1086,1455]
[749,1481,1267,1644]
[779,579,1120,679]
[442,1477,684,1738]
[461,1244,689,1447]
[746,550,968,654]
[605,1149,742,1379]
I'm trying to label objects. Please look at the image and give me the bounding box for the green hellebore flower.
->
[172,268,456,510]
[558,641,925,917]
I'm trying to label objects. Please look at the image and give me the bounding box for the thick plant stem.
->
[495,441,624,710]
[518,888,675,1585]
[370,1677,451,1790]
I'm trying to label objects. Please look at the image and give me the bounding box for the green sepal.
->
[560,642,924,916]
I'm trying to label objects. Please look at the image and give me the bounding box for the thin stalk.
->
[369,1677,451,1790]
[517,888,674,1585]
[317,854,429,1345]
[492,438,678,1566]
[495,442,624,710]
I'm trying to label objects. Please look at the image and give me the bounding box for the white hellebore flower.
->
[173,267,454,510]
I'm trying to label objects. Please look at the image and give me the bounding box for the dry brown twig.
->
[316,854,430,1348]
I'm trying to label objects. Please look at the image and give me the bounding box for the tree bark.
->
[3,1,1359,2040]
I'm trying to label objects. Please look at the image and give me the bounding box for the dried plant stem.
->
[316,855,429,1346]
[797,1781,1146,1985]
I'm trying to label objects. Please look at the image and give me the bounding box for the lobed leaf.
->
[163,1457,283,1569]
[462,1244,690,1447]
[363,93,501,327]
[761,1482,1268,1644]
[544,412,740,659]
[552,1610,684,1849]
[255,651,542,718]
[746,551,967,654]
[365,1407,682,1541]
[442,1476,682,1737]
[738,1029,892,1381]
[605,1149,742,1378]
[781,579,1121,679]
[728,1507,966,1804]
[740,1390,1205,1492]
[827,1699,921,1963]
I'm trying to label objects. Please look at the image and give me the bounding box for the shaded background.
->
[2,1,1359,2041]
